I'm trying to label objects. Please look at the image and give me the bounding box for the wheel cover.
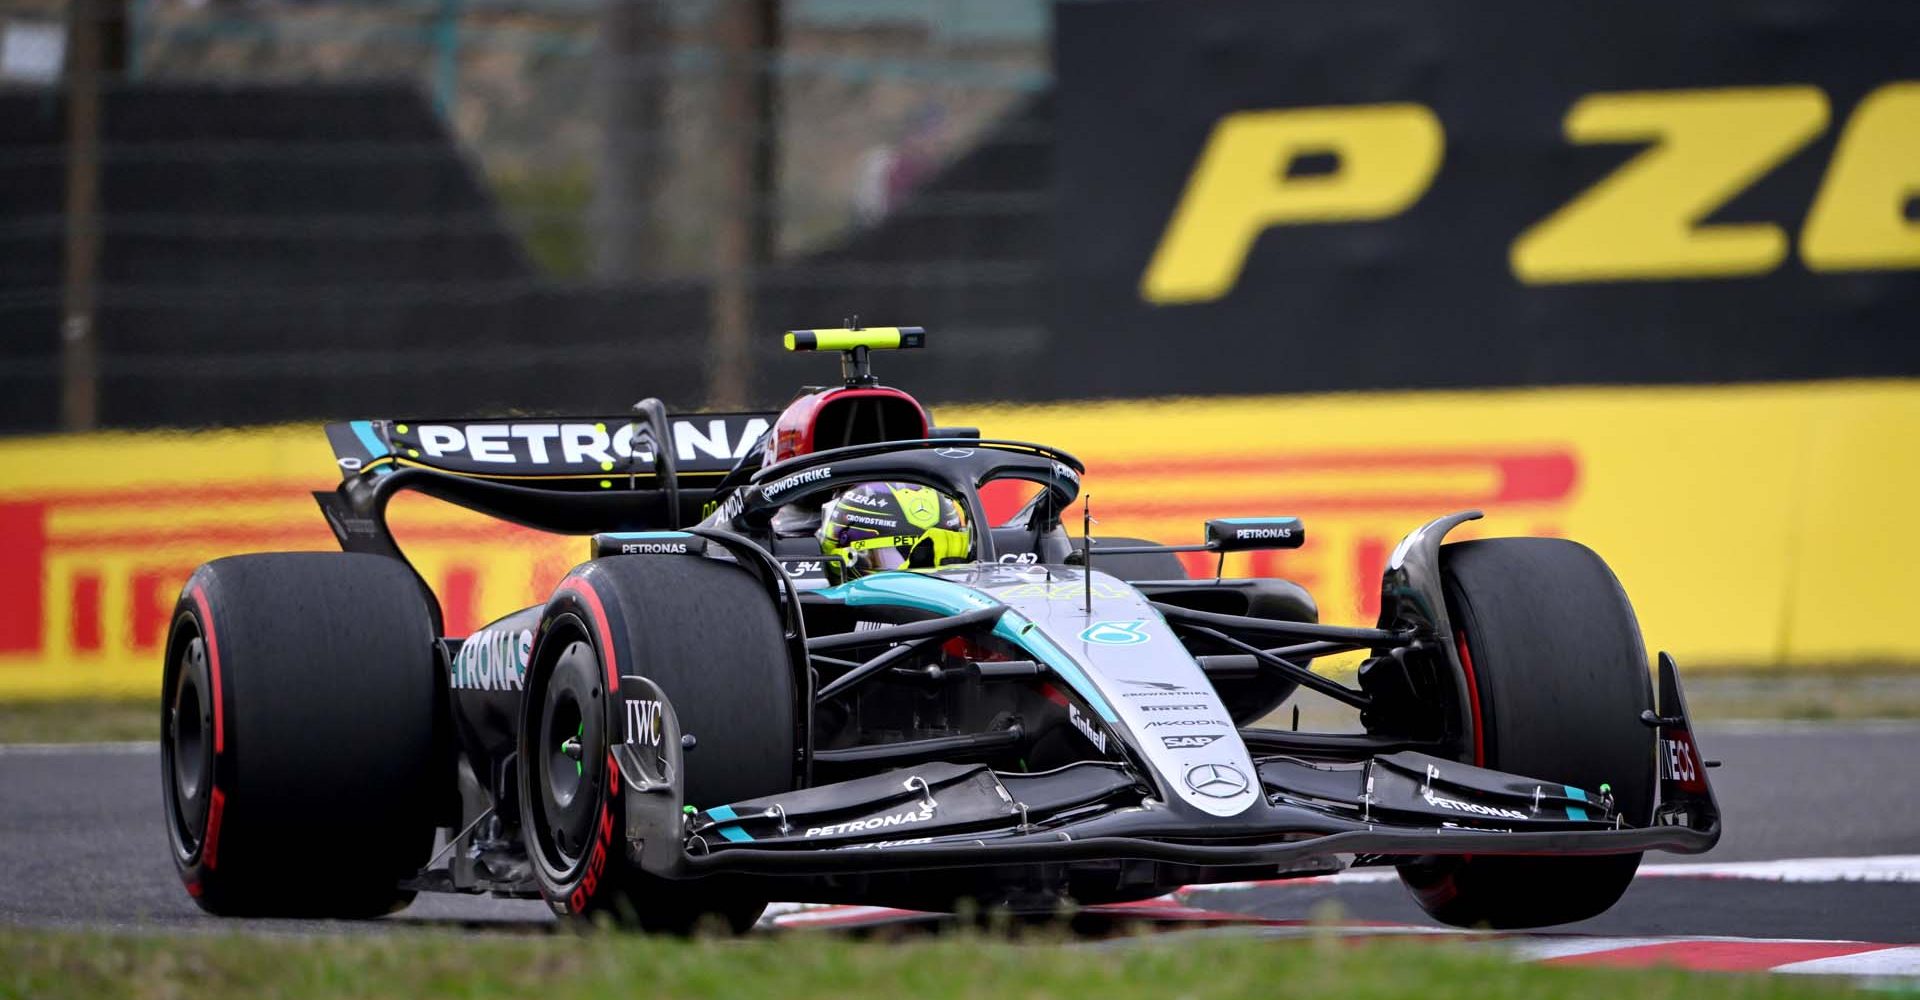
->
[162,627,215,860]
[527,632,608,880]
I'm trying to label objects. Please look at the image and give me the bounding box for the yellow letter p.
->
[1140,104,1444,305]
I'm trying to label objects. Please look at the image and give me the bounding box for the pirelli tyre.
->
[1397,537,1656,928]
[160,553,440,918]
[520,555,795,933]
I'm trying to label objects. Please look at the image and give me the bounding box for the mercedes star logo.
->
[933,447,975,459]
[1184,763,1250,799]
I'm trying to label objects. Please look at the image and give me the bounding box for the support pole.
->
[748,0,779,264]
[705,0,778,407]
[595,0,668,279]
[60,0,125,431]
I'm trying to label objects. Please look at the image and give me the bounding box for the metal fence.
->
[0,0,1055,431]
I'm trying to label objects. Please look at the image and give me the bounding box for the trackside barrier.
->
[1,379,1915,698]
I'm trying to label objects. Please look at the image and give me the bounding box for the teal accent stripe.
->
[819,574,1119,722]
[818,573,998,618]
[705,805,755,842]
[1563,785,1589,821]
[993,609,1117,723]
[601,532,694,540]
[1214,516,1300,525]
[350,420,389,458]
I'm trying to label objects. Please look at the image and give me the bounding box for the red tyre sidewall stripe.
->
[188,581,229,877]
[1454,630,1485,768]
[189,584,226,755]
[559,578,620,691]
[203,786,226,871]
[554,575,621,915]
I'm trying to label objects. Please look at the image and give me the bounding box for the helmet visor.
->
[855,542,910,574]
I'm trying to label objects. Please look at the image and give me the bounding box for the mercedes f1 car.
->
[160,328,1720,930]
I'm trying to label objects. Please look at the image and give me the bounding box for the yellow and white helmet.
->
[817,482,972,584]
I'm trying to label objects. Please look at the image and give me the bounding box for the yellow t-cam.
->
[783,327,927,352]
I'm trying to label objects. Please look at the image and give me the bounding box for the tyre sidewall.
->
[520,559,794,931]
[1399,538,1654,928]
[161,585,227,905]
[521,589,628,920]
[161,555,438,918]
[1443,538,1655,823]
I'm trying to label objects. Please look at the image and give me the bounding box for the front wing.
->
[612,654,1719,880]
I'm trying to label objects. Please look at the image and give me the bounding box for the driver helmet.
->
[818,481,972,583]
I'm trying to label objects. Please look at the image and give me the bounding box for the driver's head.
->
[818,481,971,584]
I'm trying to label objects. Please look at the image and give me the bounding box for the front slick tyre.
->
[521,555,794,934]
[1397,537,1655,929]
[160,553,439,918]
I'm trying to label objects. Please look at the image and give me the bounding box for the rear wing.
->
[324,411,778,486]
[317,410,781,634]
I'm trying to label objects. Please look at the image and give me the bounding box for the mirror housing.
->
[1204,517,1305,552]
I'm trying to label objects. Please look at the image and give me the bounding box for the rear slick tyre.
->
[521,555,795,933]
[1396,537,1655,929]
[160,553,440,918]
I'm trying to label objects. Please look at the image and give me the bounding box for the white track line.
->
[1177,854,1920,895]
[1504,936,1678,961]
[1640,855,1920,883]
[1773,947,1920,976]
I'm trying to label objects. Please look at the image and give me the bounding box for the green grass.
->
[0,697,154,744]
[1679,670,1920,722]
[0,926,1882,1000]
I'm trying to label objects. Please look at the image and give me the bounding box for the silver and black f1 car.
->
[160,329,1720,931]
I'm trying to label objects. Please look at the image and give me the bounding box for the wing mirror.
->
[1204,517,1306,552]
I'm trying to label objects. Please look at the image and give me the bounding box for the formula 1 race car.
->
[160,328,1720,931]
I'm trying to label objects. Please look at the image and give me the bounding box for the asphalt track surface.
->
[3,722,1917,941]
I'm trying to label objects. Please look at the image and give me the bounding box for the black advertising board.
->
[1053,0,1920,396]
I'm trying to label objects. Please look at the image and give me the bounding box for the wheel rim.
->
[548,704,585,809]
[163,627,216,859]
[529,633,606,876]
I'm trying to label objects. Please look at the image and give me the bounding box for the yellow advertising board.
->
[1,379,1915,699]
